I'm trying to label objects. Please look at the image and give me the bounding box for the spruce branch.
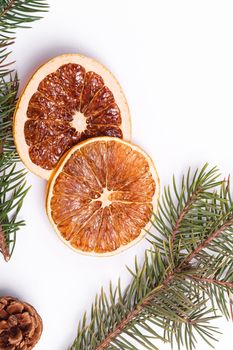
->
[70,164,233,350]
[0,0,48,260]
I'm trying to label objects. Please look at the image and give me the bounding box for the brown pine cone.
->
[0,296,43,350]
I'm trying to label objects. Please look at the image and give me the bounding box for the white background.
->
[1,0,233,349]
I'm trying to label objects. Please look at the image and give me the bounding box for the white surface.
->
[1,0,233,349]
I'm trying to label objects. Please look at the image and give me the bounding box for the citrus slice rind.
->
[13,54,131,180]
[46,137,160,256]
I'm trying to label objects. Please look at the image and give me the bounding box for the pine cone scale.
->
[0,321,8,332]
[7,303,24,315]
[8,327,23,345]
[0,311,8,320]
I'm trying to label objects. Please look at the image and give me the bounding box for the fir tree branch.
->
[70,165,233,350]
[95,307,144,350]
[0,0,48,261]
[94,278,176,350]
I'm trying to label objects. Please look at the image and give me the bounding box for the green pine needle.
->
[0,0,48,261]
[70,164,233,350]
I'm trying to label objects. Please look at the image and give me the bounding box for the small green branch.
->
[0,0,48,261]
[171,189,200,247]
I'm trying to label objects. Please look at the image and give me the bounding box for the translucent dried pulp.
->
[46,137,160,256]
[14,54,131,179]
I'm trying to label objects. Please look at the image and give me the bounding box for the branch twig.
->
[0,0,17,17]
[179,217,233,268]
[171,190,200,246]
[189,275,233,289]
[0,224,9,261]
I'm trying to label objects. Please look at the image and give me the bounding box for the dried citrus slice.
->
[13,54,131,180]
[46,137,160,256]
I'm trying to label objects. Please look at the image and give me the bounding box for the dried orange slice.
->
[46,137,160,256]
[13,54,131,180]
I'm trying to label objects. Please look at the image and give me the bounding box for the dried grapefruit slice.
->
[13,54,131,180]
[46,137,160,256]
